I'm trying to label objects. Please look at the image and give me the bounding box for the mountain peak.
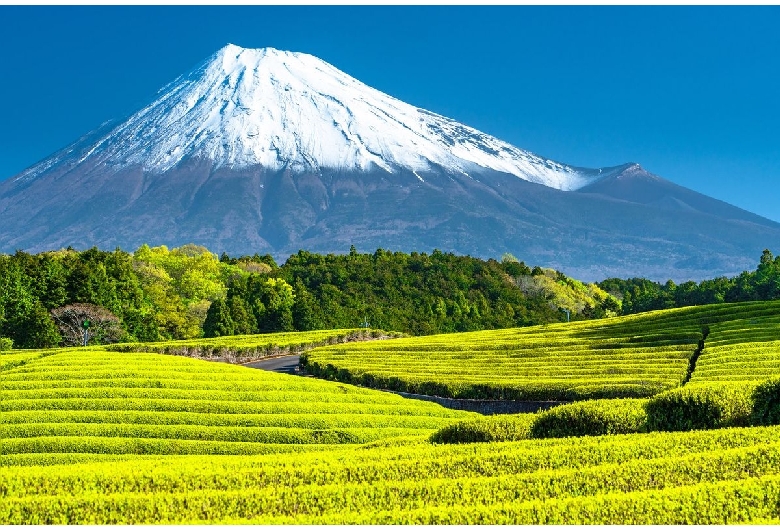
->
[210,44,303,74]
[3,47,779,281]
[13,45,614,191]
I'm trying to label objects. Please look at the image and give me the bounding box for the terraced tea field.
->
[303,300,780,400]
[4,421,780,524]
[1,348,473,460]
[689,303,780,383]
[3,302,780,523]
[104,328,399,363]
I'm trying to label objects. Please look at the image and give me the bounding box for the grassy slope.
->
[0,348,475,458]
[3,424,780,523]
[3,304,780,523]
[302,300,780,400]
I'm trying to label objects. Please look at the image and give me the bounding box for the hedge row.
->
[429,415,536,444]
[432,379,780,443]
[645,383,758,432]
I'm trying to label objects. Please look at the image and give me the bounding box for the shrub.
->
[646,383,758,432]
[530,398,648,439]
[430,414,536,444]
[750,378,780,426]
[0,337,12,351]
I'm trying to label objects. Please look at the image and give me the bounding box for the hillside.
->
[303,299,780,401]
[0,346,474,458]
[0,244,616,349]
[2,45,779,281]
[4,307,780,523]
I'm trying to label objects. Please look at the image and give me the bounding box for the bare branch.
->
[51,303,123,347]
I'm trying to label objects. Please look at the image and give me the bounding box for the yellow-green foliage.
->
[134,243,232,302]
[530,398,649,438]
[0,348,475,459]
[304,308,705,400]
[429,414,536,444]
[515,268,618,316]
[3,424,780,523]
[646,382,759,432]
[0,351,44,371]
[304,300,780,401]
[432,398,649,443]
[132,243,251,339]
[688,303,780,383]
[105,328,399,363]
[0,348,62,371]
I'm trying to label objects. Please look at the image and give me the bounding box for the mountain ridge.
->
[1,44,779,282]
[11,44,607,192]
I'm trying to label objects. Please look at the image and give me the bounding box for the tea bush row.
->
[4,426,780,524]
[304,300,780,401]
[434,379,780,443]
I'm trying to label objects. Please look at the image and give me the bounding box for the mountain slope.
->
[1,44,779,282]
[11,44,602,191]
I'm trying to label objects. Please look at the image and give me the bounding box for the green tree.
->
[292,279,320,331]
[228,296,256,335]
[255,278,295,332]
[202,298,235,338]
[19,301,61,348]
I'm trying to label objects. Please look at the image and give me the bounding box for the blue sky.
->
[1,5,778,222]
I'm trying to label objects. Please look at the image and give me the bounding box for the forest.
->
[0,244,616,349]
[1,244,776,350]
[599,249,780,314]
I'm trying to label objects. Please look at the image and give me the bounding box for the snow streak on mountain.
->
[5,43,779,281]
[15,44,603,192]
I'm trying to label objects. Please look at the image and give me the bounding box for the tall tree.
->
[202,298,235,338]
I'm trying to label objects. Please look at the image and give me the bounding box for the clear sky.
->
[1,5,778,222]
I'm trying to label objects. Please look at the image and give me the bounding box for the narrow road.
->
[244,354,301,375]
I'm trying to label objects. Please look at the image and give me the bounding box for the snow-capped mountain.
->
[2,44,779,281]
[15,44,603,192]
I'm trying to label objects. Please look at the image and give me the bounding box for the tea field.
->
[1,348,473,458]
[4,420,780,523]
[104,327,401,363]
[689,302,780,383]
[302,300,780,401]
[2,303,780,524]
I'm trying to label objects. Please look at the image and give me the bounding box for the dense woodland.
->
[599,249,780,314]
[0,244,615,349]
[1,243,776,350]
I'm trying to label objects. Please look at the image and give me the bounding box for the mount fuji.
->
[1,44,778,281]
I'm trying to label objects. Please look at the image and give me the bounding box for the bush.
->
[646,383,757,432]
[430,414,536,444]
[530,398,648,439]
[750,378,780,426]
[0,337,12,351]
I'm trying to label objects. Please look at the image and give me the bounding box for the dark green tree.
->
[203,298,235,338]
[292,278,320,331]
[228,296,256,335]
[19,301,62,348]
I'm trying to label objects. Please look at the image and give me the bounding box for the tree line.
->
[598,249,780,314]
[0,244,617,349]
